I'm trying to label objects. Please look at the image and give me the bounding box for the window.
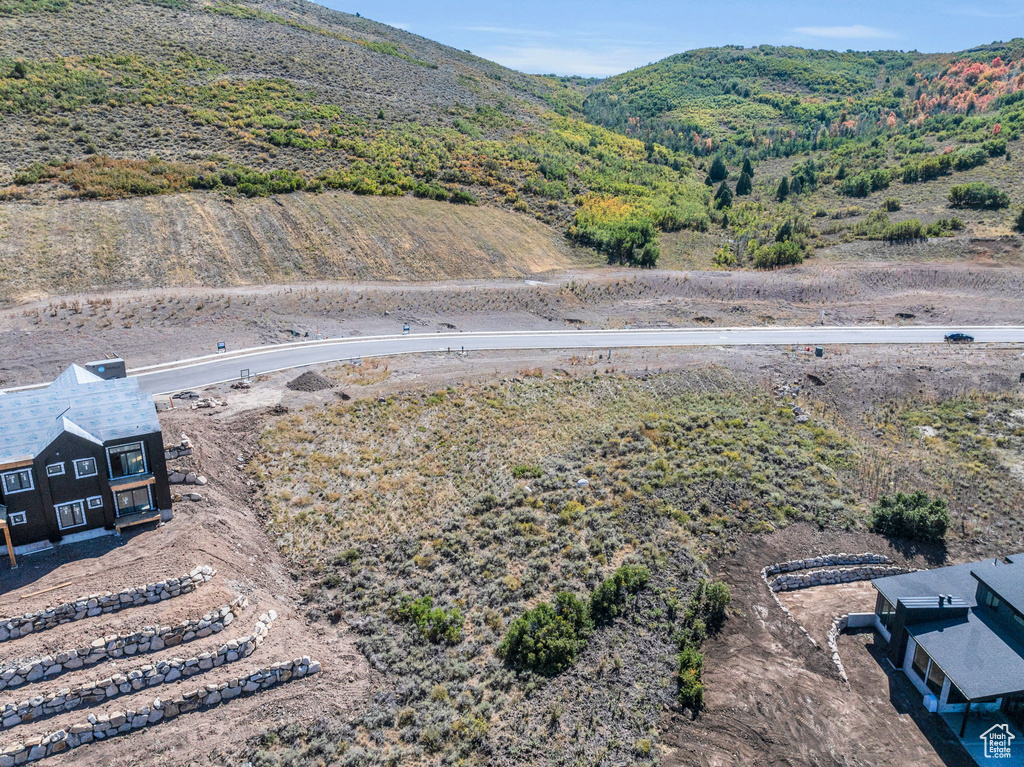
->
[912,642,931,681]
[107,443,147,479]
[1,470,33,495]
[86,496,103,509]
[1013,612,1024,631]
[926,659,946,695]
[115,486,152,517]
[46,463,65,477]
[55,500,86,530]
[985,589,1003,611]
[878,597,896,630]
[6,511,26,526]
[74,458,98,479]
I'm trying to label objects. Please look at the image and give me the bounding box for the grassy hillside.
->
[0,0,708,273]
[1,1,1023,281]
[0,191,577,304]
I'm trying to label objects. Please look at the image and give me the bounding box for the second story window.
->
[107,443,147,479]
[1,469,34,495]
[74,458,98,479]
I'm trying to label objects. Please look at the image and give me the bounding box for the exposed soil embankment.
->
[0,192,577,304]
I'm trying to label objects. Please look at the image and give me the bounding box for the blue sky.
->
[316,0,1024,77]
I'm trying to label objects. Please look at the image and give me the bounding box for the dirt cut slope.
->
[0,191,577,304]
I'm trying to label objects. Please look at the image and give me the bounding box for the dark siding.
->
[2,426,171,549]
[1,464,49,547]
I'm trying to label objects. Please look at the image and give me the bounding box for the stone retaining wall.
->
[0,566,215,644]
[762,553,891,578]
[164,435,194,462]
[1,609,276,730]
[0,657,321,765]
[0,597,244,692]
[769,565,908,592]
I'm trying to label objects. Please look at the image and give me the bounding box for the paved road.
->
[127,325,1024,395]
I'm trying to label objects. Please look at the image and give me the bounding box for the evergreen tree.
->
[741,157,754,177]
[714,182,732,209]
[790,176,803,195]
[704,175,714,187]
[1016,208,1024,234]
[836,164,847,181]
[709,155,728,182]
[776,177,789,202]
[736,172,753,196]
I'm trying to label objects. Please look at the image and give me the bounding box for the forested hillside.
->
[0,0,1022,282]
[585,42,1024,268]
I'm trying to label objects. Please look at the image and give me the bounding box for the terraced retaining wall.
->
[0,566,215,643]
[0,609,276,729]
[0,658,321,765]
[0,597,243,692]
[769,565,908,592]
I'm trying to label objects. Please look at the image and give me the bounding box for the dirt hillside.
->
[0,191,577,304]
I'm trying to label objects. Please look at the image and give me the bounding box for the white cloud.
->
[793,25,896,39]
[479,45,668,77]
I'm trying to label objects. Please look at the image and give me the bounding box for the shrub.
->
[589,564,650,624]
[394,595,464,644]
[498,592,592,675]
[841,169,890,198]
[882,219,924,244]
[1015,208,1024,234]
[949,183,1010,210]
[677,644,705,709]
[882,197,901,212]
[752,241,803,269]
[512,464,543,479]
[870,491,950,542]
[685,579,732,633]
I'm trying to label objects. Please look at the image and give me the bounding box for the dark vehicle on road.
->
[944,332,975,344]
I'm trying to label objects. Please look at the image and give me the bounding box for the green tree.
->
[741,157,754,177]
[498,592,593,675]
[776,177,789,202]
[714,182,732,209]
[949,183,1010,210]
[589,564,650,625]
[709,155,728,182]
[1015,208,1024,234]
[870,491,950,542]
[735,171,752,196]
[11,60,28,79]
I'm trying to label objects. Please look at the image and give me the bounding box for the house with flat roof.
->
[871,554,1024,738]
[0,364,172,555]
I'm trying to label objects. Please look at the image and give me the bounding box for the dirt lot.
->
[0,402,371,765]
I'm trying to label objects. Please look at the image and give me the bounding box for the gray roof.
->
[0,365,160,465]
[873,559,986,608]
[971,555,1024,614]
[909,609,1024,699]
